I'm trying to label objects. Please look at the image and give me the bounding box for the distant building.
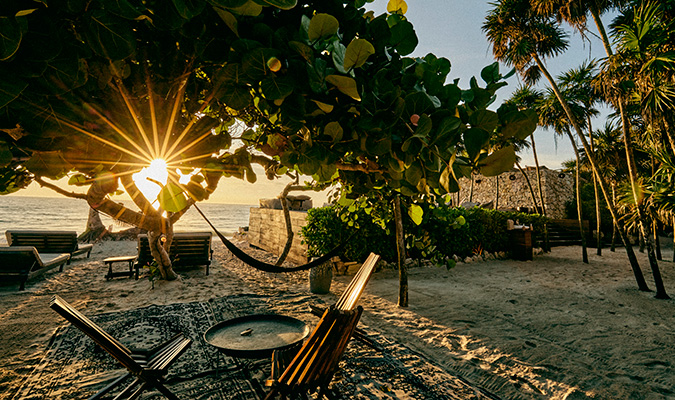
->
[453,166,574,219]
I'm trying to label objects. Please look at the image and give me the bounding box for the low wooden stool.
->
[103,256,138,280]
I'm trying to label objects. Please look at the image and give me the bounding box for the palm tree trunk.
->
[588,117,602,255]
[469,174,475,203]
[532,53,650,292]
[653,221,662,261]
[619,101,669,299]
[611,183,617,252]
[530,134,550,251]
[672,216,675,263]
[393,196,408,307]
[516,162,539,212]
[566,130,588,263]
[495,175,499,210]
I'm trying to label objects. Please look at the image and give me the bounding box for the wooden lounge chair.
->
[135,232,213,276]
[265,252,381,400]
[49,295,192,400]
[0,246,70,290]
[6,230,94,264]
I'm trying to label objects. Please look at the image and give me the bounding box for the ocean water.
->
[0,196,253,245]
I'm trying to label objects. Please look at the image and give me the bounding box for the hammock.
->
[193,204,345,273]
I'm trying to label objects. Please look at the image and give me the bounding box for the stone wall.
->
[247,207,309,265]
[453,167,573,219]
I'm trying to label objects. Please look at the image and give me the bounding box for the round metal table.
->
[204,314,309,359]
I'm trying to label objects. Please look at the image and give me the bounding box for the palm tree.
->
[506,86,550,251]
[538,87,590,263]
[597,1,671,299]
[483,0,651,293]
[558,61,605,254]
[588,122,627,251]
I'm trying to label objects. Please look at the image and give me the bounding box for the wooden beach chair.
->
[49,295,192,400]
[135,232,213,276]
[6,230,94,264]
[0,246,70,290]
[265,252,381,400]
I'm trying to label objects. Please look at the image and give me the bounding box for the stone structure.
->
[453,167,573,219]
[247,208,309,265]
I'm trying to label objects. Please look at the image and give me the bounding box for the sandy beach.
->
[0,237,673,399]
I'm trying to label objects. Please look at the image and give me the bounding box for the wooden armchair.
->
[49,295,192,400]
[265,253,381,400]
[135,232,213,276]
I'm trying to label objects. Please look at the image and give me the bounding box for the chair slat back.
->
[49,295,142,374]
[6,230,78,253]
[137,232,212,267]
[335,253,380,311]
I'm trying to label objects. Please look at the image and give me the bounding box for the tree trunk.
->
[566,130,588,263]
[611,184,617,252]
[79,207,108,242]
[654,221,662,261]
[672,216,675,263]
[515,162,539,212]
[393,196,408,308]
[495,175,499,210]
[148,226,177,281]
[469,174,475,203]
[588,119,602,255]
[530,134,550,252]
[619,101,669,299]
[533,53,650,292]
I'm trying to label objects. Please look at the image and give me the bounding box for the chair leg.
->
[88,372,130,400]
[146,378,180,400]
[111,377,143,400]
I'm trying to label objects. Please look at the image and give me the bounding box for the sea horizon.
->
[0,196,254,245]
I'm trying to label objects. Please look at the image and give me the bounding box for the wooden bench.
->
[0,247,70,290]
[135,232,213,276]
[265,253,381,400]
[6,230,94,264]
[50,295,192,400]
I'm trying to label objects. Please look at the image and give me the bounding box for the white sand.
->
[0,238,673,399]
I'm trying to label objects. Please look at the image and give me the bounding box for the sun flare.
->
[132,158,169,206]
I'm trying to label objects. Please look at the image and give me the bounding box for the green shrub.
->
[301,206,397,262]
[302,204,548,263]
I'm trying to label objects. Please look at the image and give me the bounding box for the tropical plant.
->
[484,0,652,294]
[0,0,534,288]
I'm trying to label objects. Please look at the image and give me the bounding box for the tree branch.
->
[35,177,88,200]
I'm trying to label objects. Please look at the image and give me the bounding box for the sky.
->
[8,0,614,205]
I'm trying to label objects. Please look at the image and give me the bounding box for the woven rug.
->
[13,295,498,400]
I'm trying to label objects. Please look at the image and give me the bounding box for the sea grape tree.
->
[0,0,535,280]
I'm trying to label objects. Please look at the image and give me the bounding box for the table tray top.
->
[204,314,309,358]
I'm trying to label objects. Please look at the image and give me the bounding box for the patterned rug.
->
[13,295,498,400]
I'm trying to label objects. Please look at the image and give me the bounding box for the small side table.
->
[103,256,138,280]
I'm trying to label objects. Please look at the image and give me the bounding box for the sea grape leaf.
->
[0,17,24,61]
[68,174,89,186]
[326,75,360,100]
[463,128,489,163]
[479,145,516,177]
[208,0,249,8]
[469,109,499,133]
[0,142,11,167]
[261,76,293,100]
[213,7,238,36]
[252,0,297,10]
[158,182,188,212]
[24,151,66,179]
[84,11,136,60]
[308,13,339,41]
[408,203,423,225]
[389,19,417,56]
[387,0,408,14]
[324,121,343,142]
[344,39,375,70]
[0,79,27,109]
